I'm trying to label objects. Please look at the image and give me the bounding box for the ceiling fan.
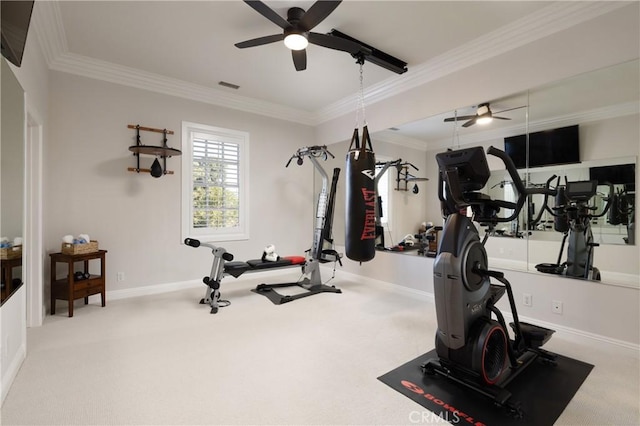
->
[444,103,525,128]
[234,0,367,71]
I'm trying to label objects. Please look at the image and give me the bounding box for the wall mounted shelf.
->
[127,124,181,177]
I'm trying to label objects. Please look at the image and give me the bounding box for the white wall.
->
[0,287,26,402]
[45,72,316,300]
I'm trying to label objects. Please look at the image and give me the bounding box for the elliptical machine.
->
[534,179,613,281]
[422,146,557,414]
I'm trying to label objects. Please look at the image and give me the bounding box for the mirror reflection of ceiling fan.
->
[444,103,525,128]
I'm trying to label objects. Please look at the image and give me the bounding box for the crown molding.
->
[31,1,68,67]
[49,52,317,125]
[35,1,630,128]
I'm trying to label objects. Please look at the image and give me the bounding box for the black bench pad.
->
[246,258,293,269]
[223,258,299,278]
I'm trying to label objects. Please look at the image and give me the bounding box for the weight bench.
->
[185,238,341,313]
[223,256,306,278]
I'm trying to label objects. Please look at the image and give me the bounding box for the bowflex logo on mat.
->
[401,380,487,426]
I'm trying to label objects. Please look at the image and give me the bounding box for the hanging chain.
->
[451,110,460,149]
[355,60,367,129]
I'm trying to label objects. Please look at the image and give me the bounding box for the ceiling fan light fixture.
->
[476,115,493,125]
[284,33,308,50]
[476,104,493,125]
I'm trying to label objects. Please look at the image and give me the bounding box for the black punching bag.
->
[345,126,376,262]
[554,186,570,233]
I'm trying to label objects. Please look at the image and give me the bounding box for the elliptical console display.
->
[422,146,558,415]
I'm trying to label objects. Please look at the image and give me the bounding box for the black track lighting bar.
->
[329,29,408,74]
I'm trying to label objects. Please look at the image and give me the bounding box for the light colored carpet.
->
[1,270,639,425]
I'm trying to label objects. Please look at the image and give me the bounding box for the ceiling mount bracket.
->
[330,29,408,74]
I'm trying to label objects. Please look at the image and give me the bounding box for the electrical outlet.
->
[117,272,125,282]
[552,300,563,314]
[523,293,532,307]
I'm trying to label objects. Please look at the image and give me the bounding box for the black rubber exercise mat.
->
[378,349,593,425]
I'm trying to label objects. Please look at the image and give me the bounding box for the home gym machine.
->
[534,178,613,281]
[422,146,558,415]
[185,145,342,313]
[373,159,428,249]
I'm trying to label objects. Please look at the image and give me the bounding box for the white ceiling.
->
[39,1,638,146]
[55,1,549,112]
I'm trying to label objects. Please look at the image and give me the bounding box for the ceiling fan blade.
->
[494,105,526,114]
[444,115,476,122]
[243,0,290,29]
[292,49,307,71]
[462,118,477,128]
[235,34,284,49]
[493,116,512,121]
[308,32,363,55]
[299,1,342,30]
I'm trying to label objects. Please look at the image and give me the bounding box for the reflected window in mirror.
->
[375,156,393,247]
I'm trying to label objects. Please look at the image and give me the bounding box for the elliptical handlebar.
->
[485,146,557,223]
[487,146,526,197]
[487,146,557,198]
[590,182,615,218]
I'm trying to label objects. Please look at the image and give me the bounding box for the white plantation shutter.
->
[182,122,249,242]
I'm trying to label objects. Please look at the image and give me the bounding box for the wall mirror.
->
[1,59,26,305]
[373,59,639,288]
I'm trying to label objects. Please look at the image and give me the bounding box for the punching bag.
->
[554,186,570,233]
[345,125,376,262]
[608,193,622,225]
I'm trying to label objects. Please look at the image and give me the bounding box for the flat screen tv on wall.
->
[589,163,636,185]
[1,1,35,67]
[504,125,580,169]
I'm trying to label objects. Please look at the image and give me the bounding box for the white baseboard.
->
[96,279,202,302]
[514,314,640,352]
[334,268,639,352]
[90,267,304,303]
[88,267,638,352]
[1,342,26,404]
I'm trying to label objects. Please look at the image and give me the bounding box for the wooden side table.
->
[1,256,22,303]
[50,250,107,317]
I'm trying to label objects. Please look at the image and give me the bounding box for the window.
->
[376,156,393,229]
[182,122,249,242]
[378,168,391,226]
